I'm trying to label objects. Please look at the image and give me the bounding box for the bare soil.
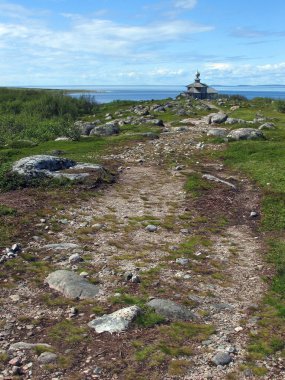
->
[0,118,282,379]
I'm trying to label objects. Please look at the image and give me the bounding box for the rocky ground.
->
[0,105,283,379]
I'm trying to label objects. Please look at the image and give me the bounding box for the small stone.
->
[234,326,243,332]
[250,211,258,218]
[11,244,21,253]
[131,275,141,283]
[180,228,189,235]
[9,295,20,302]
[212,351,233,366]
[38,352,58,364]
[68,253,83,264]
[146,225,157,232]
[176,258,189,265]
[9,357,21,366]
[11,366,22,375]
[124,272,133,281]
[80,272,88,277]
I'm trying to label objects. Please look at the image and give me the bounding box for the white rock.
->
[88,305,141,333]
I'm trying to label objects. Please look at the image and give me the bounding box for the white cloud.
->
[204,63,232,71]
[174,0,197,10]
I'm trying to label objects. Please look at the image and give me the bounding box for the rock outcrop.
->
[45,270,100,299]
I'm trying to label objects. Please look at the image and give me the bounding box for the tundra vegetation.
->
[0,87,285,379]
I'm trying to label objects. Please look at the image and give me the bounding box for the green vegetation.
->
[184,173,213,197]
[133,322,214,374]
[48,320,88,344]
[0,88,98,143]
[215,97,285,366]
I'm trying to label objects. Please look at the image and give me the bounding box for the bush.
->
[276,100,285,113]
[0,88,98,143]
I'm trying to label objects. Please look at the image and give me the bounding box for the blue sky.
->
[0,0,284,86]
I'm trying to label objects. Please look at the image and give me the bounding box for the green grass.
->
[48,320,88,344]
[184,173,213,197]
[217,99,285,367]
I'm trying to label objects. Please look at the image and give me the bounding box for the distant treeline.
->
[0,88,98,143]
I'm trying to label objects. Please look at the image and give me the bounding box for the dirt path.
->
[42,121,271,379]
[1,118,278,379]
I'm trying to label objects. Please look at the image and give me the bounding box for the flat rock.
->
[227,128,264,141]
[207,128,228,137]
[212,351,233,366]
[12,155,109,183]
[42,243,80,251]
[88,305,141,333]
[12,155,76,178]
[45,270,100,299]
[146,298,196,321]
[202,174,236,189]
[9,342,51,351]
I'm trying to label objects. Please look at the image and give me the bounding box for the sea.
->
[29,85,285,103]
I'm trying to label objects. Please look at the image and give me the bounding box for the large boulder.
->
[89,122,120,136]
[12,155,75,178]
[227,128,265,141]
[45,270,100,299]
[12,155,110,182]
[146,298,196,321]
[74,121,97,136]
[88,306,141,333]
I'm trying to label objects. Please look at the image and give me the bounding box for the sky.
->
[0,0,285,86]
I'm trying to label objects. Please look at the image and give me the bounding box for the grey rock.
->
[202,174,236,189]
[176,258,189,265]
[212,351,233,366]
[89,123,119,136]
[146,298,196,321]
[54,137,71,141]
[210,113,228,124]
[227,128,264,141]
[74,121,98,135]
[149,119,164,126]
[12,155,76,178]
[11,243,21,253]
[146,225,157,232]
[42,243,80,251]
[38,352,58,364]
[9,342,51,351]
[88,305,141,333]
[130,275,141,283]
[45,270,100,299]
[225,117,246,125]
[207,128,227,137]
[250,211,259,218]
[68,253,83,264]
[12,366,22,375]
[258,122,275,130]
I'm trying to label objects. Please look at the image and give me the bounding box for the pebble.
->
[145,224,157,232]
[212,351,233,366]
[234,326,243,332]
[250,211,258,218]
[68,253,83,264]
[176,257,189,265]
